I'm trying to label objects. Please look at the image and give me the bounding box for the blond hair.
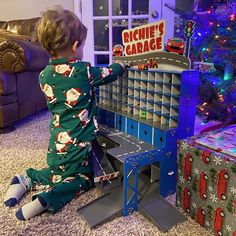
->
[38,6,87,56]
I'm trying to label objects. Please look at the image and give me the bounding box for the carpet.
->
[0,110,212,236]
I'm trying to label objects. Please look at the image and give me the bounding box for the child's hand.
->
[114,60,125,68]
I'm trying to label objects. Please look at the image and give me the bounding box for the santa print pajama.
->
[26,145,94,212]
[24,57,124,213]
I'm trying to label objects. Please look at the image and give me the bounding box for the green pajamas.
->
[27,57,124,212]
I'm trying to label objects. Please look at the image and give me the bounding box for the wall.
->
[0,0,74,20]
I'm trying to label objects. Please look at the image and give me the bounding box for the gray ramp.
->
[139,194,187,232]
[78,194,122,228]
[78,174,152,228]
[77,183,124,228]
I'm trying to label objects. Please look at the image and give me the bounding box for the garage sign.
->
[122,20,166,56]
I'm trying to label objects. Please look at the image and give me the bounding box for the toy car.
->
[113,44,123,56]
[197,207,205,226]
[138,64,148,70]
[184,153,193,181]
[166,37,185,55]
[201,150,211,164]
[214,208,224,236]
[199,172,208,199]
[146,58,158,68]
[137,58,158,70]
[183,187,191,213]
[193,61,216,73]
[217,169,228,200]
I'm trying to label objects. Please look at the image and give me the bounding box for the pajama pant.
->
[26,146,94,212]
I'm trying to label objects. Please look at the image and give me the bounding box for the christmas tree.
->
[174,0,236,124]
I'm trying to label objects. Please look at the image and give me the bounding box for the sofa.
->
[0,17,50,133]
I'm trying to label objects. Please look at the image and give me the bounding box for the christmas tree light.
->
[174,0,236,123]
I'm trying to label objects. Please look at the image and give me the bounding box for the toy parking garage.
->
[78,19,198,231]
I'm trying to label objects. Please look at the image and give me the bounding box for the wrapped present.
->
[176,125,236,236]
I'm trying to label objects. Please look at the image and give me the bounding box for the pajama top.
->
[39,57,124,179]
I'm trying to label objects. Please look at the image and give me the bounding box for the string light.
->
[192,2,235,122]
[218,94,224,101]
[230,14,235,21]
[224,72,231,81]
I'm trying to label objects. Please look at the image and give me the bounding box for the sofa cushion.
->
[0,29,31,42]
[0,93,17,106]
[0,21,7,29]
[0,103,18,127]
[6,17,40,42]
[17,71,46,119]
[0,72,16,95]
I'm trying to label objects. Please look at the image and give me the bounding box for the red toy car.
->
[166,37,185,55]
[217,169,228,200]
[138,63,148,70]
[113,44,123,56]
[199,172,208,199]
[146,58,158,68]
[184,153,193,181]
[197,207,205,226]
[214,208,224,236]
[137,58,158,70]
[201,150,211,164]
[183,187,191,213]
